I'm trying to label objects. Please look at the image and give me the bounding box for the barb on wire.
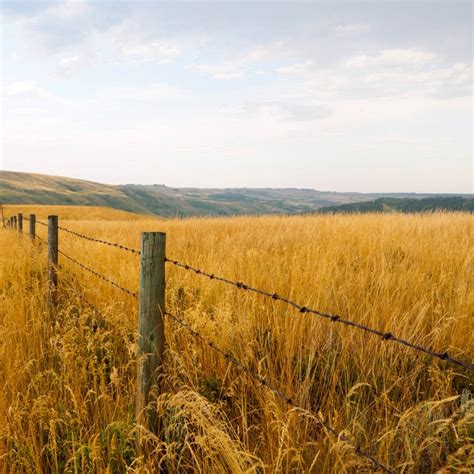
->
[58,225,140,255]
[165,258,474,372]
[58,249,138,298]
[165,310,394,473]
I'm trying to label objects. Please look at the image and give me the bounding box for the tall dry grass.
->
[0,209,473,472]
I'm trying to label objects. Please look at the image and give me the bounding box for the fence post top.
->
[140,232,166,258]
[141,231,166,237]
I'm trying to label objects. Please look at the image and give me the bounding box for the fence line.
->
[55,241,393,472]
[1,204,5,228]
[62,275,103,314]
[58,224,141,255]
[165,258,474,372]
[36,234,48,245]
[4,210,473,471]
[6,212,474,372]
[57,248,138,298]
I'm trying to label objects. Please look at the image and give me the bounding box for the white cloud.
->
[49,0,90,20]
[121,42,180,63]
[186,41,288,80]
[108,83,187,101]
[335,23,370,35]
[277,60,313,76]
[186,62,246,80]
[239,101,332,122]
[12,107,43,115]
[306,49,472,101]
[9,52,23,62]
[344,49,437,69]
[57,55,83,77]
[2,81,49,99]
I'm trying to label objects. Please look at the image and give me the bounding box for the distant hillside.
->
[318,197,474,214]
[1,171,469,217]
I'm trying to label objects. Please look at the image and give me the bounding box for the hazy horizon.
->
[1,1,472,193]
[3,168,474,196]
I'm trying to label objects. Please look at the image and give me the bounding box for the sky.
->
[0,1,472,193]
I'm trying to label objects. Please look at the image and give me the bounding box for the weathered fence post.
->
[136,232,166,437]
[48,215,59,307]
[13,216,17,229]
[29,214,36,240]
[0,205,5,228]
[18,213,23,233]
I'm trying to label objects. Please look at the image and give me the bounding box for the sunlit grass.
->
[1,209,473,472]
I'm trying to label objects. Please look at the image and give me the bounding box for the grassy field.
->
[2,204,150,221]
[1,206,473,472]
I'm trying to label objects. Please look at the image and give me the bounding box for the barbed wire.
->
[12,216,473,371]
[57,249,138,298]
[36,219,48,227]
[36,234,48,245]
[61,275,109,319]
[7,215,468,470]
[165,309,394,474]
[165,258,474,372]
[58,225,141,255]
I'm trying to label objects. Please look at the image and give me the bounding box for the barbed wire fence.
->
[16,215,474,371]
[3,210,474,472]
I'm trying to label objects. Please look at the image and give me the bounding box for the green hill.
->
[1,171,470,217]
[318,197,474,214]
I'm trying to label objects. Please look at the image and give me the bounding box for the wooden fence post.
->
[13,216,17,229]
[18,213,23,233]
[136,232,166,437]
[48,216,59,307]
[29,214,36,240]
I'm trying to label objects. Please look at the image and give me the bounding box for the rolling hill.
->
[317,196,474,214]
[1,170,470,217]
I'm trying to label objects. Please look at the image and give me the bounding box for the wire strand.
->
[58,225,140,255]
[165,310,394,474]
[165,258,474,372]
[58,249,138,298]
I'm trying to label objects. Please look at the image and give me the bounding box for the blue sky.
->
[1,1,472,192]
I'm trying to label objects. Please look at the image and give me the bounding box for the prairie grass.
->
[0,208,473,472]
[3,205,149,221]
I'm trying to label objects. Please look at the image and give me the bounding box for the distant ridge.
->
[317,196,474,214]
[1,170,470,217]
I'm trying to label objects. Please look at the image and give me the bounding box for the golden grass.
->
[3,205,149,221]
[0,209,473,472]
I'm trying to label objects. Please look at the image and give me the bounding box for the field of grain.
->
[0,206,473,472]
